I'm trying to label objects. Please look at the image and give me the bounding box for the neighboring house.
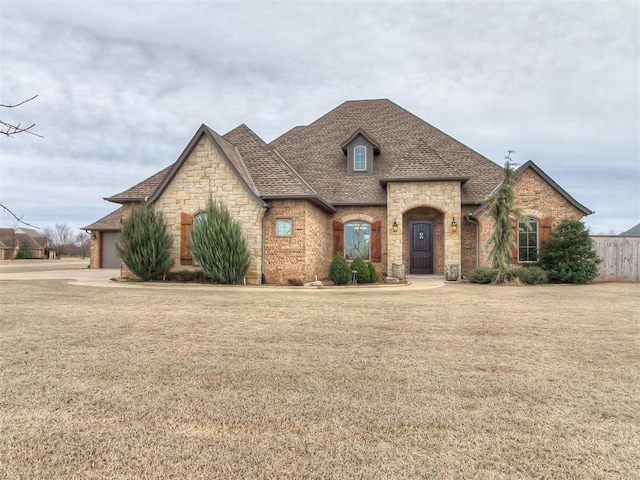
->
[84,99,592,283]
[620,223,640,236]
[0,227,49,259]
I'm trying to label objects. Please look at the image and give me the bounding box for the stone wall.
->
[153,136,266,284]
[476,168,587,268]
[386,181,462,276]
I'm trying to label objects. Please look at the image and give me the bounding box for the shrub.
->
[539,220,601,284]
[15,250,28,259]
[287,278,303,286]
[350,257,370,284]
[116,204,174,281]
[329,255,351,285]
[190,198,251,285]
[515,266,548,285]
[368,262,381,283]
[468,267,498,284]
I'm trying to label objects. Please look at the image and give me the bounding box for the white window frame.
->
[354,145,367,171]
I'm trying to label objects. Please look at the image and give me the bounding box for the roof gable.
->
[514,160,593,215]
[146,125,265,206]
[381,138,469,185]
[472,160,593,216]
[340,128,380,154]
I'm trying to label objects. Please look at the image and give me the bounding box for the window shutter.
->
[510,221,518,264]
[539,217,553,246]
[333,221,344,257]
[371,221,382,263]
[180,213,193,265]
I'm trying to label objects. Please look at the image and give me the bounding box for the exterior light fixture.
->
[451,217,458,233]
[392,220,399,233]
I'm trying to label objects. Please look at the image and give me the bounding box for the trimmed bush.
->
[368,262,381,283]
[116,204,174,281]
[351,256,370,284]
[189,198,251,285]
[468,267,498,284]
[539,220,601,284]
[515,266,548,285]
[329,255,351,285]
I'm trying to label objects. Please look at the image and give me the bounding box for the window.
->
[354,146,366,171]
[344,221,371,260]
[518,218,538,262]
[275,218,293,236]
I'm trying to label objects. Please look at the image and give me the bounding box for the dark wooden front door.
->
[409,220,433,274]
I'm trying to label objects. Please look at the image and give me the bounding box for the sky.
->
[1,0,638,236]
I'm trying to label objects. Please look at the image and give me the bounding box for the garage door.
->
[101,231,121,268]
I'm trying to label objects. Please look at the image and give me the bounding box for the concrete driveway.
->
[0,259,446,290]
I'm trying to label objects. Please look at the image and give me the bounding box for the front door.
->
[409,220,433,274]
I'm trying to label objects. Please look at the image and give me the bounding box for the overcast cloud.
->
[1,0,638,235]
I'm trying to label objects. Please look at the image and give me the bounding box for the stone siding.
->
[386,181,462,275]
[153,136,266,284]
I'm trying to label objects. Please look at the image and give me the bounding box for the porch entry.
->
[409,220,433,274]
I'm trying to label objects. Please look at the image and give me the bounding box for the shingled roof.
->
[270,99,504,205]
[101,99,506,214]
[82,207,123,231]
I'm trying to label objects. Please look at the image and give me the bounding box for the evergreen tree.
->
[351,256,370,284]
[116,204,174,281]
[189,197,250,284]
[328,254,351,285]
[485,155,525,283]
[539,219,601,283]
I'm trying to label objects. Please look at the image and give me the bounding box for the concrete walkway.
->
[0,259,448,291]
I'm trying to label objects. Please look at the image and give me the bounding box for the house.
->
[0,227,49,259]
[620,223,640,236]
[84,99,593,283]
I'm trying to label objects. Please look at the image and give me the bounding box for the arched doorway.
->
[403,207,445,275]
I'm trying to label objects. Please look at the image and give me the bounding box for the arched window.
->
[354,146,367,171]
[518,218,538,262]
[344,221,371,260]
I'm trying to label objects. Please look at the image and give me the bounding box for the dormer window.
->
[354,146,367,171]
[341,128,380,176]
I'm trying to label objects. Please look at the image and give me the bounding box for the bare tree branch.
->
[1,95,43,138]
[0,94,39,108]
[0,202,41,229]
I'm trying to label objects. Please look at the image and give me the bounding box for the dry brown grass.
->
[1,278,638,479]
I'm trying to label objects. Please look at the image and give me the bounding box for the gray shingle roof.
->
[83,207,123,231]
[105,165,173,203]
[270,99,503,204]
[100,99,512,218]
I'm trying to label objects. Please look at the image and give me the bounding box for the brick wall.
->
[476,168,587,268]
[333,205,387,276]
[263,199,329,284]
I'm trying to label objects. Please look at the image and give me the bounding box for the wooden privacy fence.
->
[591,236,640,282]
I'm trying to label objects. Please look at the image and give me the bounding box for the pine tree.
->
[189,197,250,284]
[539,220,601,283]
[116,204,174,281]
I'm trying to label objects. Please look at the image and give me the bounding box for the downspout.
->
[261,206,272,284]
[465,214,480,270]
